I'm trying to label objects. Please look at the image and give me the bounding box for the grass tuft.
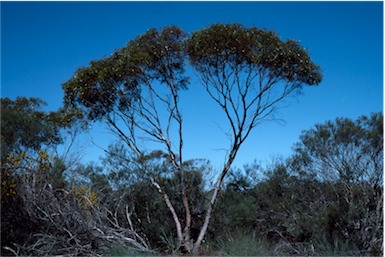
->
[204,230,272,256]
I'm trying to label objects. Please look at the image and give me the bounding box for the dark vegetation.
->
[1,24,382,256]
[1,97,382,256]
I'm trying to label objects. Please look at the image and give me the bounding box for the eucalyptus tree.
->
[185,23,321,252]
[63,24,322,253]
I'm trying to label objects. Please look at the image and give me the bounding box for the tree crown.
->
[63,26,188,121]
[63,24,322,123]
[185,23,322,85]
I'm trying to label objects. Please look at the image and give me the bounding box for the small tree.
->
[291,112,383,186]
[290,113,383,254]
[63,24,322,253]
[1,97,62,158]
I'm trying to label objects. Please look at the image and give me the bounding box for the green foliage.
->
[204,114,382,256]
[84,114,381,256]
[210,188,257,237]
[1,97,84,158]
[314,237,360,256]
[2,99,380,256]
[93,146,209,251]
[253,163,323,243]
[50,156,67,188]
[1,97,61,157]
[289,113,383,255]
[71,162,112,202]
[219,235,271,256]
[159,229,179,254]
[101,142,144,189]
[247,114,383,256]
[186,23,322,85]
[206,230,272,256]
[291,112,383,184]
[62,26,188,121]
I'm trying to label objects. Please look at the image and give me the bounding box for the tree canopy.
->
[63,26,188,121]
[186,23,322,85]
[291,112,383,185]
[1,97,66,157]
[63,24,322,124]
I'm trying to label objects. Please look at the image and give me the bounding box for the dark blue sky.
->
[2,1,383,169]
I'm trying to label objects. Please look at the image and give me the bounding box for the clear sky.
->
[2,1,383,170]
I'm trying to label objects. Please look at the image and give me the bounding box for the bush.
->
[314,237,360,256]
[1,169,152,256]
[204,230,272,256]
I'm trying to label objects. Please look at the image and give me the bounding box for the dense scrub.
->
[1,97,382,256]
[2,153,382,256]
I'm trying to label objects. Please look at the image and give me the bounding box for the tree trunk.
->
[151,178,184,245]
[182,190,193,252]
[192,150,237,254]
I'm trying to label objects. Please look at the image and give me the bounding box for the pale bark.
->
[151,178,184,244]
[193,151,236,253]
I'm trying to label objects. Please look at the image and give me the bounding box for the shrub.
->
[209,230,272,256]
